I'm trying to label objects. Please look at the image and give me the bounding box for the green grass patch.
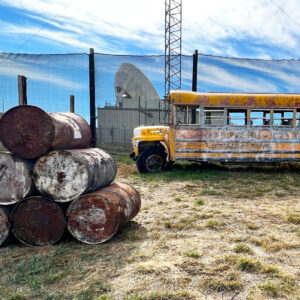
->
[236,257,262,272]
[194,199,204,206]
[233,243,254,255]
[183,250,202,259]
[258,281,280,297]
[124,290,196,300]
[76,280,111,300]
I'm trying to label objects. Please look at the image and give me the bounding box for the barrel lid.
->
[66,195,119,244]
[0,152,32,205]
[0,105,55,159]
[11,196,65,246]
[34,150,89,203]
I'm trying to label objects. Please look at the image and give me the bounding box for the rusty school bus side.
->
[171,91,300,163]
[132,91,300,172]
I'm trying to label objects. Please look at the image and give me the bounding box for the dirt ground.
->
[0,159,299,300]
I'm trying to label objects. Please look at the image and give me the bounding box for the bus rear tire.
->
[136,147,166,173]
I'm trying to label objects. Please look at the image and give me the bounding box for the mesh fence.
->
[1,52,300,153]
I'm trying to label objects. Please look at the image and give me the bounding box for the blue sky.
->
[0,0,300,58]
[1,0,300,121]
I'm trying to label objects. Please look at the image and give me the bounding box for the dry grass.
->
[0,159,300,299]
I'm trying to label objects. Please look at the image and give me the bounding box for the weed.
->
[262,265,280,276]
[202,189,222,196]
[258,281,280,297]
[124,290,196,300]
[236,257,262,272]
[245,222,259,230]
[249,236,263,246]
[285,214,300,225]
[204,219,223,230]
[76,280,111,300]
[201,272,243,292]
[183,250,202,259]
[7,292,29,300]
[194,199,204,206]
[137,264,155,275]
[202,279,243,292]
[174,197,181,202]
[124,232,141,242]
[164,221,172,229]
[233,243,254,255]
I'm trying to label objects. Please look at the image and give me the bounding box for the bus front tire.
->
[136,147,166,173]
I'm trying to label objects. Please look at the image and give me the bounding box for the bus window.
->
[274,110,293,126]
[228,109,247,126]
[204,108,224,126]
[188,106,201,124]
[175,105,187,124]
[250,110,271,126]
[297,109,300,126]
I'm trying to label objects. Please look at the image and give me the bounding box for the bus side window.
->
[273,110,293,126]
[228,109,247,126]
[175,105,187,124]
[188,106,201,124]
[250,110,270,126]
[297,109,300,125]
[204,108,224,126]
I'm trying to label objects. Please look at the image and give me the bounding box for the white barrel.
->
[33,148,117,203]
[0,152,32,205]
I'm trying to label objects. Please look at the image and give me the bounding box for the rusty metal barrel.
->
[34,148,117,203]
[66,182,141,244]
[11,196,65,246]
[0,152,32,205]
[0,206,10,246]
[0,105,92,159]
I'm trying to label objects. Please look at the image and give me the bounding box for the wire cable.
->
[269,0,300,29]
[14,0,74,52]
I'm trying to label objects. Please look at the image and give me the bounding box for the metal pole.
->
[70,95,75,113]
[89,48,96,147]
[191,50,198,123]
[18,75,27,105]
[192,50,198,92]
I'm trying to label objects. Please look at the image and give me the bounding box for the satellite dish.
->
[114,63,160,107]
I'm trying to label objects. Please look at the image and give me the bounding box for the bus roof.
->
[169,90,300,108]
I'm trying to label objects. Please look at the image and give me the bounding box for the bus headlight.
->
[133,139,140,148]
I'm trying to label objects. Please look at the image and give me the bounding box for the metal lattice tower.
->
[164,0,182,96]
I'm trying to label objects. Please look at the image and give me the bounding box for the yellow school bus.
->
[131,90,300,173]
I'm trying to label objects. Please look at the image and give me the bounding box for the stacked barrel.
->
[0,105,140,246]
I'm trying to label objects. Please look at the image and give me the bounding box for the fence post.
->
[191,49,198,123]
[70,95,75,113]
[89,48,96,147]
[192,49,198,92]
[18,75,27,105]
